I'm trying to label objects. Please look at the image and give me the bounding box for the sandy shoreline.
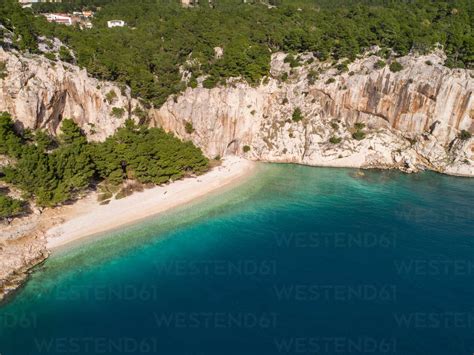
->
[45,156,255,250]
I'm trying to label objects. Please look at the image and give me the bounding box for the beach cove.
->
[0,157,256,301]
[0,164,473,354]
[46,156,255,250]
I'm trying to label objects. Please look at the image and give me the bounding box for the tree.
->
[59,119,87,145]
[0,195,25,219]
[1,112,209,209]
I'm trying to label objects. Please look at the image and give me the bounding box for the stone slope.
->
[153,51,473,176]
[0,48,142,140]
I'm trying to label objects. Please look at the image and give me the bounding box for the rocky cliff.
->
[0,47,472,176]
[153,51,473,176]
[0,48,142,140]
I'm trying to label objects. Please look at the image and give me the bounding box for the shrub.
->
[44,52,56,61]
[0,61,7,79]
[0,195,26,219]
[188,77,198,88]
[203,76,218,89]
[185,121,195,134]
[307,70,318,85]
[284,54,301,68]
[352,130,366,140]
[329,136,342,144]
[389,61,403,72]
[59,46,73,63]
[354,122,365,130]
[425,60,433,66]
[111,107,125,118]
[243,145,251,153]
[377,48,391,59]
[132,106,147,122]
[336,63,349,72]
[292,107,304,122]
[106,90,117,104]
[330,122,339,130]
[325,77,336,84]
[374,59,386,69]
[97,191,113,202]
[459,130,472,140]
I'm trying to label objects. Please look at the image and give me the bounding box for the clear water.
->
[0,164,473,355]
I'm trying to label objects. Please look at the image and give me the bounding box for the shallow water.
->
[1,164,473,354]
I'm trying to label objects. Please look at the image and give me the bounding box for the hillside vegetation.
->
[0,112,208,213]
[1,0,472,108]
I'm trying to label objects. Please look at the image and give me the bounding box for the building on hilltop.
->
[180,0,214,8]
[19,0,62,8]
[107,20,126,28]
[44,13,73,26]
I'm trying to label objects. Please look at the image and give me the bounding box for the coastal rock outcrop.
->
[0,48,142,140]
[0,219,49,302]
[153,52,474,176]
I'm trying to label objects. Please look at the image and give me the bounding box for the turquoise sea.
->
[0,164,473,355]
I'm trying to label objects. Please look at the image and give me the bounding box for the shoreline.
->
[0,157,467,303]
[46,156,256,250]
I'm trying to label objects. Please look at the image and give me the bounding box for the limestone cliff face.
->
[153,52,473,176]
[0,48,141,140]
[1,47,472,176]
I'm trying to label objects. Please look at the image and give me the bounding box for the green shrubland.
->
[0,0,471,108]
[0,112,208,208]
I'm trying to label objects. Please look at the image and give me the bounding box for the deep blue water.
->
[0,164,473,355]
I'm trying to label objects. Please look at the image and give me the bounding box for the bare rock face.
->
[153,52,473,176]
[0,48,142,140]
[0,227,48,303]
[0,47,472,176]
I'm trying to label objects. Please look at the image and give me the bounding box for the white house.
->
[45,13,73,26]
[107,20,126,28]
